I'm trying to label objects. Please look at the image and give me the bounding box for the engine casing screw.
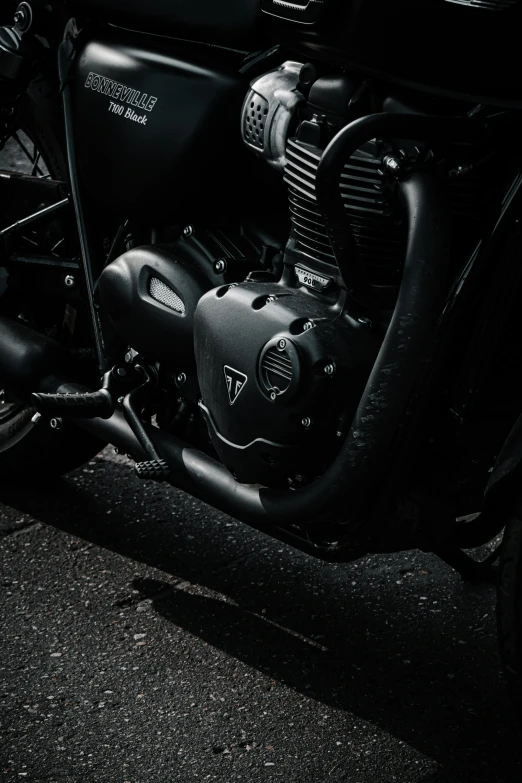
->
[64,275,76,288]
[214,259,227,274]
[50,417,63,430]
[324,363,335,376]
[357,317,372,328]
[267,295,277,303]
[278,339,286,351]
[302,416,312,428]
[384,155,402,175]
[303,320,313,331]
[177,372,187,386]
[270,391,277,401]
[182,225,194,238]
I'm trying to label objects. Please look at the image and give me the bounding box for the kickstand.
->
[434,543,502,584]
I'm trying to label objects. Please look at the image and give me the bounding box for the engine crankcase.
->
[194,281,370,486]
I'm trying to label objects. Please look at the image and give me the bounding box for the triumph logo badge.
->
[224,365,247,405]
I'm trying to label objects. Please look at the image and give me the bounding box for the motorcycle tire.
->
[497,512,522,710]
[0,75,105,484]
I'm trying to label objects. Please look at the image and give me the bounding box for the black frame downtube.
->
[58,33,107,375]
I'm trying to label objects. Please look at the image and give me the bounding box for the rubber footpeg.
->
[31,389,113,419]
[134,459,171,482]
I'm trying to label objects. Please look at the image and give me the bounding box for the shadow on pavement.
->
[2,458,520,783]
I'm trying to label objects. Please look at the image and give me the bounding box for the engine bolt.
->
[182,225,194,238]
[50,417,63,430]
[214,259,227,274]
[302,416,312,428]
[177,372,187,385]
[384,155,402,175]
[64,274,76,288]
[277,339,287,351]
[270,391,277,401]
[267,295,277,303]
[324,363,335,376]
[116,367,127,377]
[303,320,313,331]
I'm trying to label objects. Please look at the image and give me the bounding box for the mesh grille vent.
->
[444,0,519,8]
[244,93,269,150]
[149,277,185,314]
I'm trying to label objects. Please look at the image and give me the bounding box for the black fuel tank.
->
[73,35,247,220]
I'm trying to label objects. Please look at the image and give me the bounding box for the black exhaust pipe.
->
[2,112,489,557]
[0,171,451,561]
[73,170,450,541]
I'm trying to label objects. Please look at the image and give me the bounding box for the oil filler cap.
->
[259,337,300,402]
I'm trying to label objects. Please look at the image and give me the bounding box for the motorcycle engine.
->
[102,59,490,488]
[193,62,390,486]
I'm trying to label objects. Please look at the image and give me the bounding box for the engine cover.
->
[194,281,370,486]
[99,246,214,360]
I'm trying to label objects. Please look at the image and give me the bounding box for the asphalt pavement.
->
[0,447,520,783]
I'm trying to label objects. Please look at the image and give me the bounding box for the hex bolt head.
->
[177,372,187,386]
[182,225,194,238]
[324,363,335,376]
[277,339,287,351]
[64,275,76,288]
[384,155,402,175]
[213,259,227,274]
[302,416,312,428]
[50,417,63,430]
[267,295,277,303]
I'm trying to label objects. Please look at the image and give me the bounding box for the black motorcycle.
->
[1,0,522,703]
